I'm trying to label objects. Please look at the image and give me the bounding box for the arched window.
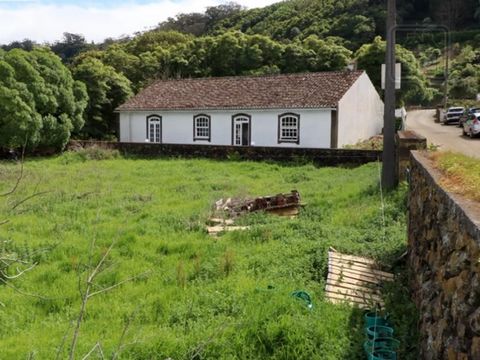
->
[278,113,300,144]
[193,114,211,141]
[232,114,251,146]
[146,115,161,143]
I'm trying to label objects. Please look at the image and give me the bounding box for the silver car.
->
[444,107,465,124]
[462,112,480,138]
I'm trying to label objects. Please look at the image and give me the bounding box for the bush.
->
[60,145,120,163]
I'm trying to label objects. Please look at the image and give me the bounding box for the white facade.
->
[119,108,333,148]
[336,72,384,147]
[118,72,384,149]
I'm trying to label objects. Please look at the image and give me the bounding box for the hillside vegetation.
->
[0,0,479,145]
[0,155,416,359]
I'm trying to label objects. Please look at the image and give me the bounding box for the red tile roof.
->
[117,71,364,111]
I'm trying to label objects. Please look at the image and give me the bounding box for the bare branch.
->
[0,255,29,266]
[87,242,115,283]
[88,271,150,299]
[0,219,9,226]
[111,308,139,360]
[0,278,48,300]
[81,342,105,360]
[1,262,37,279]
[56,320,74,360]
[69,280,90,360]
[69,240,115,360]
[11,191,51,211]
[0,144,26,197]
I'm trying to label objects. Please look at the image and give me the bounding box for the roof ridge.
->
[149,70,364,84]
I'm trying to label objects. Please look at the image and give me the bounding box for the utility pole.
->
[382,0,397,190]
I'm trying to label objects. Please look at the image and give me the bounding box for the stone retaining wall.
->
[69,140,382,166]
[408,151,480,359]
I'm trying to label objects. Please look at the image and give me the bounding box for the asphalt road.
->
[406,109,480,159]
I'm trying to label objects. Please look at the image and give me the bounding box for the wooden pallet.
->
[207,225,250,235]
[206,218,250,236]
[325,250,393,308]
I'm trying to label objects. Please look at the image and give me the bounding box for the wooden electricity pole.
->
[382,0,397,190]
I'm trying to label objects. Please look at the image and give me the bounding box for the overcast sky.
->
[0,0,279,45]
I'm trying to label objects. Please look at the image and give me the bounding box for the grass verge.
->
[430,151,480,201]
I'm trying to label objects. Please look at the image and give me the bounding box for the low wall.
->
[408,151,480,359]
[396,130,427,183]
[69,141,382,166]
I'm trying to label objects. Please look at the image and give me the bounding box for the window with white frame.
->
[278,113,300,143]
[194,114,211,141]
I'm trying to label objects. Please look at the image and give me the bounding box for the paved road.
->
[406,109,480,159]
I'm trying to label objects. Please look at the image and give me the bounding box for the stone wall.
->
[69,140,382,166]
[396,130,427,183]
[408,151,480,359]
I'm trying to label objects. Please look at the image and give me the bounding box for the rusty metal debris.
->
[206,191,302,236]
[214,190,301,218]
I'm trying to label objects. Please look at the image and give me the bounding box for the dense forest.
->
[1,0,479,148]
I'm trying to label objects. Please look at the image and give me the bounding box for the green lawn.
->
[0,153,415,359]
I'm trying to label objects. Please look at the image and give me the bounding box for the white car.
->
[462,112,480,138]
[443,107,465,124]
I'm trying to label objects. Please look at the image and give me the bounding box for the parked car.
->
[462,112,480,138]
[458,107,480,127]
[443,107,465,124]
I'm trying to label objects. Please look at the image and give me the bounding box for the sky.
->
[0,0,279,45]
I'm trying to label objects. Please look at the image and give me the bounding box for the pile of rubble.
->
[207,190,302,235]
[215,190,301,218]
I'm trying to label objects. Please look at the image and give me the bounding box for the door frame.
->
[146,114,162,143]
[231,113,251,146]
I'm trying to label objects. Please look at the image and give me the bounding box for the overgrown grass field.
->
[0,153,414,359]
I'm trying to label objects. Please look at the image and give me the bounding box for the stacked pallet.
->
[325,250,394,308]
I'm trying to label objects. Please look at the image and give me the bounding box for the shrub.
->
[60,145,120,163]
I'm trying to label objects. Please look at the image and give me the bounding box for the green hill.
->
[1,0,479,142]
[159,0,480,50]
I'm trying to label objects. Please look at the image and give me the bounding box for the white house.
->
[116,71,383,148]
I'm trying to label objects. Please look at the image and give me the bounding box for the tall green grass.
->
[0,155,413,359]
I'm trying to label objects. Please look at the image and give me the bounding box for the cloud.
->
[0,0,279,44]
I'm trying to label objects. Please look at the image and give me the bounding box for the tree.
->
[1,39,37,52]
[449,45,480,98]
[0,48,88,150]
[51,33,93,64]
[158,13,209,36]
[282,36,351,73]
[205,2,245,30]
[0,73,41,149]
[328,14,376,49]
[73,57,133,139]
[356,36,434,105]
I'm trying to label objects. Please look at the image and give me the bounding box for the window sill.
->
[278,139,300,144]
